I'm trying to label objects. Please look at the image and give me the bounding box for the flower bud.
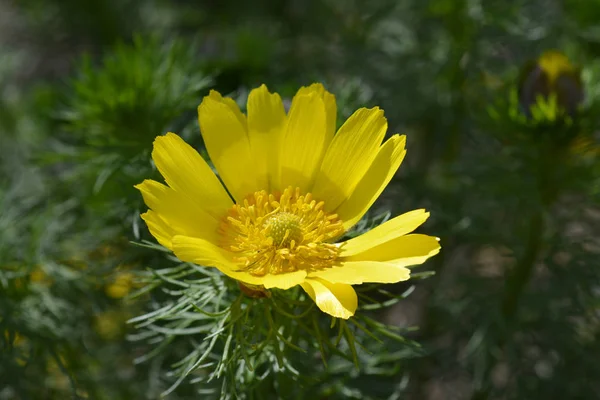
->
[518,51,584,118]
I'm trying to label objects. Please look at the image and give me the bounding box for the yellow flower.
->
[30,266,52,286]
[136,84,440,319]
[105,271,136,299]
[94,311,125,340]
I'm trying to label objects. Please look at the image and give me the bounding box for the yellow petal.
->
[135,179,219,243]
[140,211,176,248]
[335,134,406,231]
[198,92,256,202]
[172,234,249,273]
[300,278,357,319]
[247,85,286,192]
[342,233,441,268]
[259,270,307,290]
[151,133,232,219]
[279,92,328,192]
[207,90,247,129]
[296,83,337,139]
[171,236,306,289]
[308,261,410,285]
[313,107,387,210]
[339,209,430,257]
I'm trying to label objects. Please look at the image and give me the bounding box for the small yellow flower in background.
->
[94,310,127,340]
[105,271,136,299]
[136,83,440,319]
[30,266,52,286]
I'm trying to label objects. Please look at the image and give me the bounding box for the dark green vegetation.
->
[1,0,599,399]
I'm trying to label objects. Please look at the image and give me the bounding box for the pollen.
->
[220,187,345,276]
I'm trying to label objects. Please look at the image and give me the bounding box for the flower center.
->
[264,212,303,248]
[220,187,345,276]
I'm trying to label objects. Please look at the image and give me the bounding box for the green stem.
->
[471,210,544,400]
[472,140,560,400]
[501,137,561,321]
[501,209,544,320]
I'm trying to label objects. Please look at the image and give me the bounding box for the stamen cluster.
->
[220,187,345,275]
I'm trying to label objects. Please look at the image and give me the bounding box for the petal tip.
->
[153,132,180,147]
[370,106,384,115]
[198,91,224,110]
[336,312,354,320]
[387,134,407,148]
[133,179,153,191]
[308,82,325,90]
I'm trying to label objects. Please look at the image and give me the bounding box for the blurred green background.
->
[1,0,600,399]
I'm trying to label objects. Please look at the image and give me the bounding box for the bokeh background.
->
[1,0,600,399]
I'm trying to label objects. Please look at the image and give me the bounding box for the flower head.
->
[518,51,584,119]
[136,83,440,319]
